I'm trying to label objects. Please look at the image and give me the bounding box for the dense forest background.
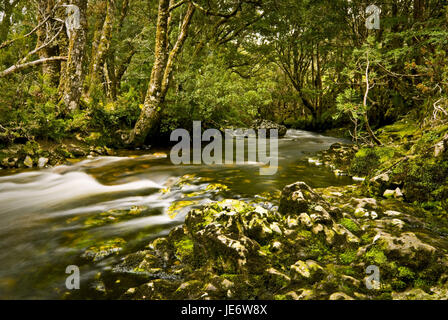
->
[0,0,447,147]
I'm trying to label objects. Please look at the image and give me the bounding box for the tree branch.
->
[190,0,241,18]
[0,56,67,78]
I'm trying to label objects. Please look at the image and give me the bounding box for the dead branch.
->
[0,56,67,78]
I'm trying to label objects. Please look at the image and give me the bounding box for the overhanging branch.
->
[0,56,67,78]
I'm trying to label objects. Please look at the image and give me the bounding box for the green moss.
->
[414,278,431,291]
[378,121,420,141]
[339,249,357,265]
[173,238,194,261]
[360,233,374,245]
[307,238,334,262]
[350,145,405,177]
[339,218,360,233]
[365,247,388,265]
[220,274,239,282]
[340,266,357,277]
[168,200,198,219]
[259,244,272,257]
[398,266,415,281]
[391,280,407,291]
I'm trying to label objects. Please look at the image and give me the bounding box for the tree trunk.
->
[413,0,425,22]
[0,0,16,43]
[89,0,115,95]
[364,52,382,146]
[127,1,195,146]
[60,0,88,112]
[36,0,60,86]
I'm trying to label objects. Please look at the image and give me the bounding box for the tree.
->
[59,0,88,112]
[36,0,62,86]
[127,0,195,146]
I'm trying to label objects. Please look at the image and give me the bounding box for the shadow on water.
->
[0,129,354,299]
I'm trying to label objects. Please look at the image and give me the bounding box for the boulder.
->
[329,292,354,300]
[252,119,287,138]
[375,231,436,268]
[23,155,33,168]
[383,187,404,199]
[38,157,49,168]
[279,182,324,216]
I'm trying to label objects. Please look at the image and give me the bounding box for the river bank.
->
[1,123,447,300]
[95,181,448,300]
[79,119,448,300]
[0,129,355,299]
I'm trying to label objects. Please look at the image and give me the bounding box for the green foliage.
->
[335,89,364,122]
[160,53,272,134]
[350,146,401,177]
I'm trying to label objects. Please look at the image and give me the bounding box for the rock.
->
[264,268,291,288]
[296,289,316,300]
[286,216,299,228]
[103,180,447,300]
[279,182,324,215]
[121,279,181,300]
[81,238,126,262]
[270,222,282,235]
[434,141,445,157]
[390,218,405,229]
[290,260,325,282]
[23,155,33,168]
[329,292,354,300]
[329,142,343,151]
[284,291,301,300]
[252,119,287,138]
[220,279,234,290]
[384,210,402,217]
[271,241,282,252]
[353,198,378,210]
[383,188,403,199]
[38,157,49,168]
[298,213,313,228]
[1,157,9,167]
[394,187,404,199]
[290,260,311,280]
[383,190,395,198]
[375,231,436,267]
[174,280,203,299]
[370,173,390,194]
[340,275,361,288]
[392,288,433,300]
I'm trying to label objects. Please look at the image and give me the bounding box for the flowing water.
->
[0,130,355,299]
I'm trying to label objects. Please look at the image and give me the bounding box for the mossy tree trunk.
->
[88,0,115,96]
[60,0,88,112]
[0,0,21,43]
[127,1,195,146]
[36,0,61,87]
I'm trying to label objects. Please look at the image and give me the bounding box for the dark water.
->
[0,130,354,299]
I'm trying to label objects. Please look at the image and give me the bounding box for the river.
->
[0,129,355,299]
